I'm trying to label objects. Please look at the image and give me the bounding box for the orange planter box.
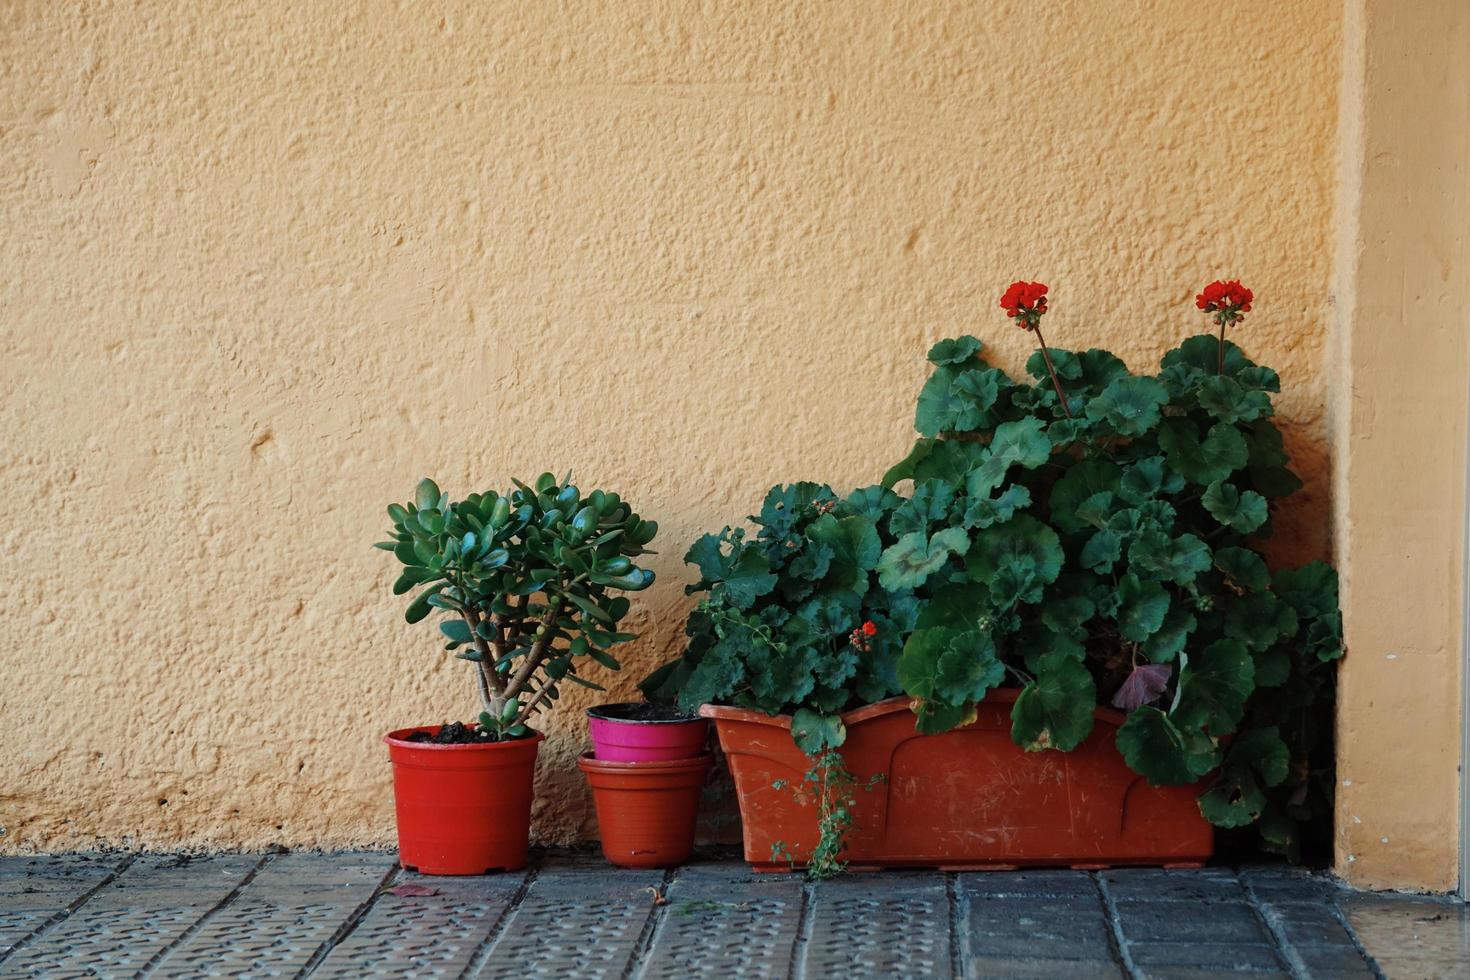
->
[701,691,1213,871]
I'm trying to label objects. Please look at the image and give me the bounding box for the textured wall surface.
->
[1331,0,1470,892]
[0,0,1341,851]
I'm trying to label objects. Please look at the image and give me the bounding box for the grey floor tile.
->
[314,871,526,979]
[1102,867,1246,903]
[475,868,663,979]
[0,854,262,977]
[804,876,952,977]
[642,862,803,980]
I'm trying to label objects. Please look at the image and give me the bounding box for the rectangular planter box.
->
[701,691,1213,871]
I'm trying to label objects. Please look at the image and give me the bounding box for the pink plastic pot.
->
[586,702,709,762]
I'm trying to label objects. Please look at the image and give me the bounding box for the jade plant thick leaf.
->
[646,279,1343,864]
[379,474,657,737]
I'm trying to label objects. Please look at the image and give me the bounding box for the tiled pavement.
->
[0,851,1465,978]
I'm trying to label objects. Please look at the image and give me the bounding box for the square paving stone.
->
[1101,868,1245,903]
[1256,899,1359,948]
[1287,945,1377,978]
[803,876,952,978]
[968,954,1124,978]
[1112,899,1272,945]
[641,864,804,980]
[315,873,528,979]
[1125,941,1287,972]
[959,870,1102,898]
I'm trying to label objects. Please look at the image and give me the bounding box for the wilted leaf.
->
[1111,663,1173,710]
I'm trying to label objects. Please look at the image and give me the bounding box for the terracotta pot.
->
[384,726,544,875]
[578,752,712,869]
[701,691,1213,871]
[586,702,710,762]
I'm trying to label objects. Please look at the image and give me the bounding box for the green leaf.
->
[1273,562,1339,619]
[1085,376,1169,436]
[966,515,1063,594]
[1128,532,1211,586]
[899,628,1003,706]
[414,478,442,511]
[927,335,983,365]
[877,527,970,591]
[1158,419,1249,486]
[935,633,1005,704]
[1214,547,1270,591]
[675,644,744,713]
[564,673,607,691]
[1197,376,1272,424]
[685,534,779,609]
[565,590,614,623]
[807,514,882,595]
[392,566,436,595]
[1198,766,1266,828]
[1174,639,1255,732]
[889,479,956,537]
[1202,481,1268,533]
[1049,461,1122,532]
[1143,607,1197,662]
[1118,456,1182,504]
[962,485,1031,530]
[1079,529,1123,573]
[404,584,444,624]
[791,709,846,755]
[1231,725,1290,788]
[845,485,902,521]
[1011,655,1096,751]
[967,418,1052,496]
[1117,575,1170,641]
[439,620,471,643]
[915,365,984,436]
[1116,707,1220,785]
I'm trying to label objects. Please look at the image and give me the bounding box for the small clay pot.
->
[586,702,709,762]
[579,752,712,869]
[384,726,544,875]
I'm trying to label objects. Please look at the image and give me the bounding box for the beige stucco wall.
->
[0,1,1343,851]
[1331,0,1470,892]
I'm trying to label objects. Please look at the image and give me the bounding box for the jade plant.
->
[645,279,1342,870]
[380,474,658,738]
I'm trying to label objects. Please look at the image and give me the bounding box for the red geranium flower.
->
[999,280,1048,331]
[849,620,878,652]
[1196,279,1253,327]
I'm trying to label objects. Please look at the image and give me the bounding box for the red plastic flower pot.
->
[384,726,544,875]
[702,692,1214,871]
[578,752,712,869]
[586,702,710,762]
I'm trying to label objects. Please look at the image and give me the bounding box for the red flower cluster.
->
[1195,280,1253,326]
[849,620,878,653]
[999,281,1049,331]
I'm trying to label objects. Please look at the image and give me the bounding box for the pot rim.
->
[697,690,1129,728]
[576,750,712,773]
[383,724,545,750]
[585,702,704,725]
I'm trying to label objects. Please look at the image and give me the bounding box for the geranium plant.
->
[381,474,658,738]
[645,280,1341,869]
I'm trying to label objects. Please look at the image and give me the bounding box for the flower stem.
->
[1217,321,1226,376]
[1033,326,1073,418]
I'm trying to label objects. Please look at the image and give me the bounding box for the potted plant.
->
[378,474,658,874]
[585,702,709,762]
[643,281,1342,876]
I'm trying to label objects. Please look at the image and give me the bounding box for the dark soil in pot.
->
[401,721,533,745]
[586,702,699,723]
